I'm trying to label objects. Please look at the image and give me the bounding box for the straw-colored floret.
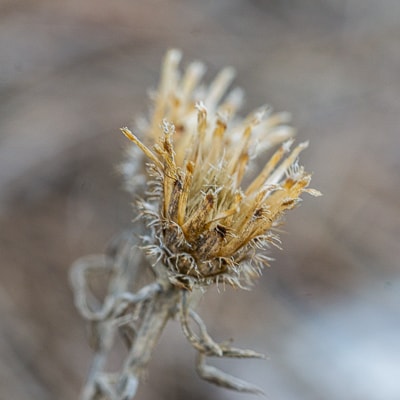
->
[122,49,320,289]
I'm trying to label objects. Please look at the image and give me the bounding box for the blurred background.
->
[0,0,399,399]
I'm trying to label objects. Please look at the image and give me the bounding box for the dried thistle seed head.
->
[122,49,320,289]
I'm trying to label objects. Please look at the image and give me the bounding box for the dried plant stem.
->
[71,235,265,399]
[115,287,179,399]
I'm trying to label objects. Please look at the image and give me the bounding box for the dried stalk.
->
[71,234,265,399]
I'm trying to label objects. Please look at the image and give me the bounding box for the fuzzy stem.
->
[116,285,180,399]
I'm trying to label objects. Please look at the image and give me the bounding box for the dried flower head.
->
[122,50,320,289]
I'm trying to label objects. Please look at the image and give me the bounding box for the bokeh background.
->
[1,1,399,399]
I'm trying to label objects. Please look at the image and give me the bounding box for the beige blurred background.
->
[0,1,399,399]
